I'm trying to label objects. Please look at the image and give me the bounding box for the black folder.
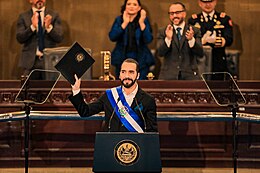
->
[93,132,162,173]
[54,42,95,84]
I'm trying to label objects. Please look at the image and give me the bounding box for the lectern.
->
[93,132,162,173]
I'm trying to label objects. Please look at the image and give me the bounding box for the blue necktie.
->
[37,11,44,52]
[176,27,182,41]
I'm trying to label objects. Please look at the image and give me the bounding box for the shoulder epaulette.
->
[220,12,226,18]
[192,14,198,19]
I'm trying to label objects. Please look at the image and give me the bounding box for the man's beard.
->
[120,77,137,88]
[172,17,184,25]
[36,1,45,9]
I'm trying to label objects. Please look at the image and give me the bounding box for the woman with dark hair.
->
[109,0,155,80]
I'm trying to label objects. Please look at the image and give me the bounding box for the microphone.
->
[108,98,120,132]
[134,98,147,132]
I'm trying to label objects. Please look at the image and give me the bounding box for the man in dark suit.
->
[157,2,204,80]
[69,58,158,132]
[16,0,63,79]
[188,0,233,73]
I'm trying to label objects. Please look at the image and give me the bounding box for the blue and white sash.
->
[106,86,144,133]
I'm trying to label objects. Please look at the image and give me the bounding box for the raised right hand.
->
[165,24,174,40]
[71,74,81,92]
[31,11,39,28]
[122,11,130,29]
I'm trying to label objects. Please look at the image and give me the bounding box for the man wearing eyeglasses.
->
[157,2,203,80]
[188,0,233,73]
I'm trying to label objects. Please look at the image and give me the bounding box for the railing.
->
[1,111,260,123]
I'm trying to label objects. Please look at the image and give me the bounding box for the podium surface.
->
[93,132,161,173]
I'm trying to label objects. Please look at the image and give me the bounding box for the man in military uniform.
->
[188,0,233,73]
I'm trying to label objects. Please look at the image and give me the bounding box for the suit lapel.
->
[131,88,144,112]
[25,10,34,27]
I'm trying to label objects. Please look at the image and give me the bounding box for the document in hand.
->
[55,42,95,84]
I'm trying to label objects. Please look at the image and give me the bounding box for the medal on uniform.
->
[194,22,201,29]
[200,15,204,22]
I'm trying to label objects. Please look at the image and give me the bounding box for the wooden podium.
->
[93,132,162,173]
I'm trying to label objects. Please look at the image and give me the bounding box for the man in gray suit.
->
[157,2,203,80]
[16,0,63,79]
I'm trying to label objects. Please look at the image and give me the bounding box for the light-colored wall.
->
[0,0,259,80]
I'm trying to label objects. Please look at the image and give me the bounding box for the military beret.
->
[200,0,213,2]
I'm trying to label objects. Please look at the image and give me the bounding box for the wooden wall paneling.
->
[0,0,260,79]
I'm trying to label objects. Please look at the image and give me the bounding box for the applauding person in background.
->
[109,0,155,80]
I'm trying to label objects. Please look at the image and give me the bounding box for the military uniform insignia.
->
[215,37,223,47]
[192,14,197,19]
[214,21,225,29]
[194,22,201,29]
[114,140,140,165]
[229,19,233,26]
[200,15,204,22]
[220,12,226,18]
[213,14,217,22]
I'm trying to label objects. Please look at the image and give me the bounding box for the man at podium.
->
[69,58,158,132]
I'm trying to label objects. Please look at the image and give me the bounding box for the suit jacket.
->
[69,87,158,132]
[188,11,233,72]
[16,8,63,70]
[157,24,204,80]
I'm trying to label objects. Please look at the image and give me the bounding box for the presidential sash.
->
[106,86,144,133]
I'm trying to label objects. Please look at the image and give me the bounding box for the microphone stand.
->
[108,98,120,132]
[230,104,238,173]
[22,76,32,173]
[16,69,61,173]
[135,98,146,132]
[229,80,239,173]
[24,102,32,173]
[201,72,245,173]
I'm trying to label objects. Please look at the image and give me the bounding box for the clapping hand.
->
[123,10,130,24]
[139,9,147,30]
[207,31,216,44]
[202,30,216,44]
[44,14,52,29]
[139,9,146,24]
[121,11,130,29]
[185,26,194,41]
[31,11,39,28]
[165,24,174,40]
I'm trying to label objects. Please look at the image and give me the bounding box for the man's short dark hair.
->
[122,58,140,73]
[171,2,186,11]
